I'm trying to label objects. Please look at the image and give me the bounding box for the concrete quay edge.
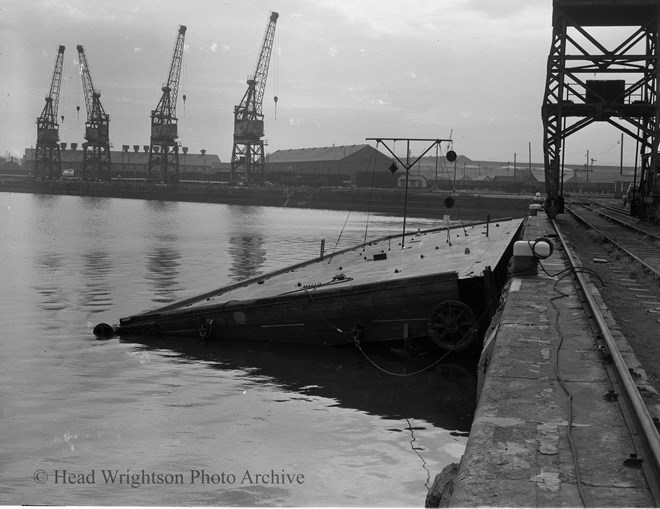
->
[445,213,658,507]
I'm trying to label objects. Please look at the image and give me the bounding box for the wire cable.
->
[549,276,589,507]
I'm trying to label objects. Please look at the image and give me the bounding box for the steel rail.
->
[584,204,660,241]
[567,207,660,279]
[553,219,660,502]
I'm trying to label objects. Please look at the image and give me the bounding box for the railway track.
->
[566,202,660,277]
[551,210,660,501]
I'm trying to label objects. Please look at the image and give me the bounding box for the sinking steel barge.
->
[94,217,524,351]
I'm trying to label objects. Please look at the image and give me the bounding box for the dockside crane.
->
[35,45,65,179]
[77,45,111,181]
[231,12,278,185]
[148,25,187,183]
[541,0,660,221]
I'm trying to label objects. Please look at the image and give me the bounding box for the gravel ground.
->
[552,213,660,395]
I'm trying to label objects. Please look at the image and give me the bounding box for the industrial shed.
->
[266,144,392,186]
[23,146,223,181]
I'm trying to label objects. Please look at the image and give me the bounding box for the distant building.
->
[492,168,538,184]
[266,144,392,186]
[23,145,225,180]
[397,174,428,188]
[0,156,22,175]
[613,174,636,198]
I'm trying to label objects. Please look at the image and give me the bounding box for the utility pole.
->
[366,137,454,248]
[620,133,624,176]
[584,149,589,182]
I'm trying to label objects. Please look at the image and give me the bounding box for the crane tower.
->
[35,45,65,179]
[77,45,111,181]
[148,25,187,183]
[541,0,660,220]
[231,11,279,185]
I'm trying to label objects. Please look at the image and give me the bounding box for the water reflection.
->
[33,252,69,312]
[120,337,477,432]
[79,195,110,210]
[79,250,113,313]
[228,234,266,281]
[145,234,182,304]
[144,201,183,304]
[227,207,267,281]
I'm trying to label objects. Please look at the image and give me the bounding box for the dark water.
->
[0,192,476,506]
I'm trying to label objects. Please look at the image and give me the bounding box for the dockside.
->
[430,212,660,507]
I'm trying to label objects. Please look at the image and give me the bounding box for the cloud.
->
[208,42,218,52]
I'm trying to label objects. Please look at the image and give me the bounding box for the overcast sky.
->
[0,0,639,166]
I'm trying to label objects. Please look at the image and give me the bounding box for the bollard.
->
[528,203,543,217]
[512,238,553,276]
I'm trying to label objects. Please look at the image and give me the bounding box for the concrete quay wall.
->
[0,179,532,221]
[436,213,656,507]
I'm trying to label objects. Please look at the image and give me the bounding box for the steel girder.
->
[83,143,111,181]
[35,46,65,179]
[34,144,61,180]
[148,26,186,184]
[541,5,660,219]
[148,145,180,183]
[231,141,265,185]
[231,12,278,184]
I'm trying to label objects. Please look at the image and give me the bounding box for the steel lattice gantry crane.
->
[35,45,65,179]
[541,0,660,220]
[231,12,279,185]
[77,45,111,181]
[148,25,187,183]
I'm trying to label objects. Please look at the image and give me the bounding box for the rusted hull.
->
[117,271,461,347]
[94,218,525,350]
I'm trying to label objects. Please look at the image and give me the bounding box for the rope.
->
[406,417,431,490]
[303,280,505,377]
[549,274,589,507]
[327,145,379,262]
[354,341,455,377]
[327,208,354,263]
[362,145,379,246]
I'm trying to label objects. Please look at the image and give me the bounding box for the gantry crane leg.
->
[541,1,660,221]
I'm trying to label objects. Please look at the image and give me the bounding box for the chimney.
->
[60,142,67,150]
[122,145,129,152]
[71,143,77,150]
[182,147,188,154]
[143,146,149,153]
[200,149,206,155]
[133,145,139,153]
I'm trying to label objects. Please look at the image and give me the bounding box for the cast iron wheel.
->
[427,300,477,352]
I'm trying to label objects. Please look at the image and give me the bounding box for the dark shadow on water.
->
[119,335,478,432]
